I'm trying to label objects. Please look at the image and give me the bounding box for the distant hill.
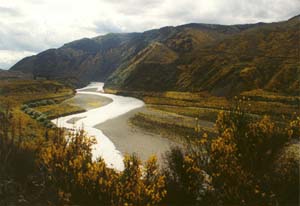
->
[11,15,300,96]
[0,69,33,80]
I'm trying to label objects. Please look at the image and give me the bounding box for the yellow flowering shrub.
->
[165,100,297,205]
[288,116,300,139]
[163,147,207,204]
[208,107,292,205]
[38,130,167,205]
[143,156,167,205]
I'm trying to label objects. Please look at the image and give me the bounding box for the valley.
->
[0,13,299,206]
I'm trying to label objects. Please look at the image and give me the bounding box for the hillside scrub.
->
[163,99,299,205]
[112,89,298,121]
[21,106,55,129]
[0,105,167,205]
[0,98,299,205]
[21,96,85,128]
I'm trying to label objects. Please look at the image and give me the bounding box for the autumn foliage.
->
[163,99,299,205]
[37,128,167,205]
[0,99,299,205]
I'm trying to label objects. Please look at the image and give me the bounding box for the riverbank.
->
[95,107,178,165]
[52,83,145,171]
[64,93,112,111]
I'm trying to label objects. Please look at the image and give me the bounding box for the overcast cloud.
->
[0,0,299,69]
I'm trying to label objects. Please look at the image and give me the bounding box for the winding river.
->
[52,82,144,171]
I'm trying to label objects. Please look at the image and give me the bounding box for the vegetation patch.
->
[130,109,216,142]
[112,89,298,122]
[34,103,85,120]
[64,93,112,110]
[149,104,219,122]
[1,97,298,205]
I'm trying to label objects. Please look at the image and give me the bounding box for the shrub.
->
[288,117,300,139]
[272,138,300,205]
[164,100,296,205]
[37,116,45,122]
[0,104,36,180]
[163,147,208,205]
[47,99,56,105]
[21,104,28,110]
[39,100,48,106]
[28,102,37,108]
[206,106,290,205]
[23,107,32,114]
[44,121,55,129]
[38,130,167,205]
[31,111,40,119]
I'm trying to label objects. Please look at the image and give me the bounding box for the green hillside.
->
[106,17,300,96]
[11,15,300,96]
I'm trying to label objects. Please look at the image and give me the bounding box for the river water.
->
[52,82,144,171]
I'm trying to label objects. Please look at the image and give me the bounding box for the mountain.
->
[0,69,33,80]
[11,15,300,96]
[106,18,299,96]
[11,23,248,84]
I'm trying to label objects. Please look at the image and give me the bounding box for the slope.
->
[106,16,300,96]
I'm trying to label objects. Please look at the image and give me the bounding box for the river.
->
[52,82,144,171]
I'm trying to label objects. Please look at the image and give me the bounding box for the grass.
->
[0,79,79,136]
[149,105,219,122]
[109,88,298,141]
[34,103,85,119]
[241,89,300,105]
[0,80,74,108]
[63,93,112,110]
[130,112,196,142]
[109,89,299,121]
[129,107,216,143]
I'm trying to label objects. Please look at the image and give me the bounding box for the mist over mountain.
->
[11,15,300,96]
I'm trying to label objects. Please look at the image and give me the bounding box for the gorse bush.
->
[26,99,56,108]
[21,104,29,110]
[163,147,209,205]
[1,106,167,205]
[38,128,167,205]
[163,100,299,205]
[22,103,55,128]
[1,99,298,205]
[0,102,37,181]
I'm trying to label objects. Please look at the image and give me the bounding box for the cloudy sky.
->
[0,0,299,69]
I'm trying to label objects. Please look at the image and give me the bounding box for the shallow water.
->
[52,82,144,171]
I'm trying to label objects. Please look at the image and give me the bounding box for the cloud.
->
[0,6,21,16]
[0,0,299,69]
[0,50,36,69]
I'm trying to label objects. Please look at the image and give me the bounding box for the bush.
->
[38,129,167,205]
[0,105,36,180]
[163,100,297,205]
[37,114,48,122]
[44,121,55,129]
[23,107,32,114]
[47,99,56,105]
[21,104,28,110]
[39,100,48,106]
[288,117,300,139]
[163,147,208,205]
[272,142,300,205]
[31,111,41,119]
[27,99,56,108]
[205,106,291,204]
[28,102,37,108]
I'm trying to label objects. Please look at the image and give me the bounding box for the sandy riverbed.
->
[64,93,112,111]
[52,83,144,171]
[95,107,178,165]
